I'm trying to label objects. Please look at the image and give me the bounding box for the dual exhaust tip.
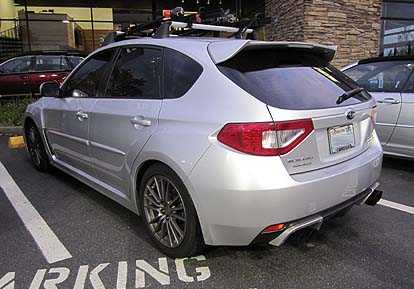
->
[364,189,383,206]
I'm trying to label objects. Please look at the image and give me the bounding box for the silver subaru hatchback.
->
[24,37,383,257]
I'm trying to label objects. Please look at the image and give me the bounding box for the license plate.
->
[328,124,355,154]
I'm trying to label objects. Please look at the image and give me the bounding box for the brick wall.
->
[265,0,306,42]
[265,0,382,67]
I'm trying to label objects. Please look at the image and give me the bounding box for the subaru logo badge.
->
[346,109,356,120]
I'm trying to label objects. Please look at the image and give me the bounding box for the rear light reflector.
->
[217,119,314,156]
[262,223,286,233]
[276,119,314,155]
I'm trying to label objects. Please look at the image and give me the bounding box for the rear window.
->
[218,49,371,110]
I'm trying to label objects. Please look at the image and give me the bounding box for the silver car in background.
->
[24,38,383,257]
[343,56,414,158]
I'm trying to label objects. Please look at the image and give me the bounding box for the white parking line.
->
[0,161,72,264]
[378,199,414,215]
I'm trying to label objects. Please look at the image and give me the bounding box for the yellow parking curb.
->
[8,136,26,149]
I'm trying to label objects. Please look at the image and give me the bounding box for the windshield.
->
[218,48,371,110]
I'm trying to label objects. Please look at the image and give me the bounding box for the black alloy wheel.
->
[25,122,51,172]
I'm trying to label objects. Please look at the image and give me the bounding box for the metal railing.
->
[0,23,21,39]
[0,23,24,62]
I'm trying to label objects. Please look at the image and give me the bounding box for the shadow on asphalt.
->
[43,163,156,249]
[382,156,414,171]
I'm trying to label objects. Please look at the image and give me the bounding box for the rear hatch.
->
[212,41,376,174]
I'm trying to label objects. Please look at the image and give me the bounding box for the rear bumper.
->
[186,135,383,246]
[264,182,380,246]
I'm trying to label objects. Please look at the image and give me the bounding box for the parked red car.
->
[0,52,84,99]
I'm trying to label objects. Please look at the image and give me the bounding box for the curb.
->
[0,126,23,135]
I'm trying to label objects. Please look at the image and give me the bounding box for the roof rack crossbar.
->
[170,21,253,34]
[151,21,254,39]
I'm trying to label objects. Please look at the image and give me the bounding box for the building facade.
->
[265,0,382,67]
[1,0,414,66]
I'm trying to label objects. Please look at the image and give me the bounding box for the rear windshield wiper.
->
[336,87,365,105]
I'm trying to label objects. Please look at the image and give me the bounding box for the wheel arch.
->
[23,116,36,130]
[23,110,54,163]
[132,156,201,218]
[23,116,39,143]
[133,159,183,211]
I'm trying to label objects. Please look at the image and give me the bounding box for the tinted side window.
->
[344,61,414,92]
[35,56,70,71]
[403,71,414,93]
[105,47,162,99]
[0,57,32,73]
[63,50,114,97]
[164,48,203,99]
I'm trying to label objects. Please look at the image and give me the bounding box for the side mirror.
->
[40,82,60,98]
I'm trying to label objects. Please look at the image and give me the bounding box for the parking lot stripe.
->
[378,199,414,215]
[0,161,72,264]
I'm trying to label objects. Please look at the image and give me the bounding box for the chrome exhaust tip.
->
[365,189,383,206]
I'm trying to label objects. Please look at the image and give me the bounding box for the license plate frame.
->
[328,124,355,155]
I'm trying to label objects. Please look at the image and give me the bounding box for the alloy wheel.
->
[27,126,42,167]
[143,176,187,248]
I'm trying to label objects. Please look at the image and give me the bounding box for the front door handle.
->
[377,98,400,104]
[20,75,29,80]
[75,111,88,120]
[130,116,151,127]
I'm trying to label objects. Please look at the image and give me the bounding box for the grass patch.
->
[0,98,36,127]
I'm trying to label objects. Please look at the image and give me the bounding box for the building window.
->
[381,1,414,56]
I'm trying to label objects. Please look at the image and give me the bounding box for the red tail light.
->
[217,119,314,156]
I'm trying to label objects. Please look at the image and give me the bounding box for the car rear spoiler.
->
[208,40,337,64]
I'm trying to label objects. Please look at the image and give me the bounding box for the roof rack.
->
[152,21,254,38]
[102,7,270,46]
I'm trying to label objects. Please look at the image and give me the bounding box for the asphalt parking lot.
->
[0,135,413,289]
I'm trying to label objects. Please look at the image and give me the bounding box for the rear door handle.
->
[19,75,29,80]
[75,111,88,120]
[130,116,151,127]
[377,98,400,104]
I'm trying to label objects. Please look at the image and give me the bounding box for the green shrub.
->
[0,98,37,127]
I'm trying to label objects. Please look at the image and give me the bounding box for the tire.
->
[138,163,206,258]
[24,121,51,172]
